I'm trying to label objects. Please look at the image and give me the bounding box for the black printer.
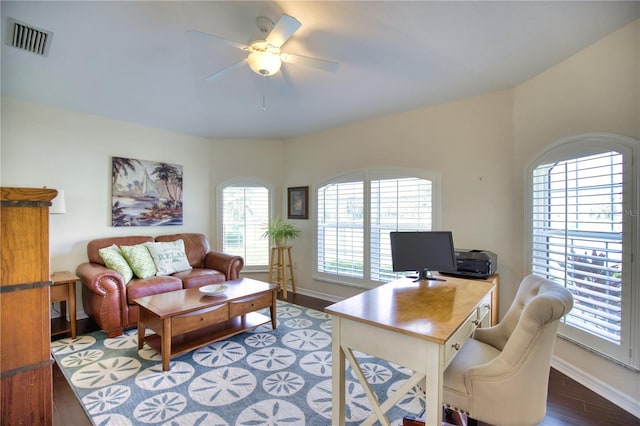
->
[440,249,497,279]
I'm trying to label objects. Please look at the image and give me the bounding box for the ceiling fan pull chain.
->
[262,75,267,112]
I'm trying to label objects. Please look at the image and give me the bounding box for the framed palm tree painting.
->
[111,156,183,226]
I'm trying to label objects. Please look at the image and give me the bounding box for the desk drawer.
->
[172,303,229,336]
[444,312,478,368]
[477,294,492,327]
[229,293,273,317]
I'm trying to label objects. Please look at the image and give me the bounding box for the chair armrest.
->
[473,324,511,351]
[203,252,244,280]
[467,353,512,380]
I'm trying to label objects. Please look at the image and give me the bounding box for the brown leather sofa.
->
[76,233,244,337]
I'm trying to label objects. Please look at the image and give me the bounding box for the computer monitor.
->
[390,231,457,281]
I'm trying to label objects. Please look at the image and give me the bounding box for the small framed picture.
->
[288,186,308,219]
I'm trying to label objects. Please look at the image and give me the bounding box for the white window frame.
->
[525,133,639,369]
[216,177,273,272]
[314,167,441,289]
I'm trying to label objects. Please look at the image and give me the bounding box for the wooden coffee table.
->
[133,277,277,371]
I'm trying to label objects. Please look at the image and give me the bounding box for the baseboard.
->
[286,286,345,303]
[551,356,640,418]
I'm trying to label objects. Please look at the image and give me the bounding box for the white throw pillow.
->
[146,239,192,276]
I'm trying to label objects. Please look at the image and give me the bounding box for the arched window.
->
[526,133,639,368]
[315,168,440,288]
[217,179,272,271]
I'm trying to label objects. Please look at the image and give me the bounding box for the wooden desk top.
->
[133,278,276,318]
[325,275,496,344]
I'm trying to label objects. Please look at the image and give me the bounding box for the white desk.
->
[325,275,497,425]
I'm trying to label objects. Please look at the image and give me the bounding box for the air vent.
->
[6,18,52,57]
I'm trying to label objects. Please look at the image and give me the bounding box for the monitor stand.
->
[415,269,446,282]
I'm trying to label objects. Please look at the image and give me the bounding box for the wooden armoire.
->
[1,187,56,425]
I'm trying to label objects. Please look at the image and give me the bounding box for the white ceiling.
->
[2,1,638,140]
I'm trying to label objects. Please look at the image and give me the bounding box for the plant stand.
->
[268,246,296,300]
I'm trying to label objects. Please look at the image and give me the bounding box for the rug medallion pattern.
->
[51,302,424,425]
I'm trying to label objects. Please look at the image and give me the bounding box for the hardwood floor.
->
[52,292,639,426]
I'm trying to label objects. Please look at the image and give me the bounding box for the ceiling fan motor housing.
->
[248,40,281,75]
[248,51,281,75]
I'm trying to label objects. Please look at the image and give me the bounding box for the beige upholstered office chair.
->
[442,274,574,426]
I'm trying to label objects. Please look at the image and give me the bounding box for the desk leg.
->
[424,346,444,426]
[331,316,346,426]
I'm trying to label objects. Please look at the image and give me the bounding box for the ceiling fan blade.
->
[187,30,249,51]
[205,60,247,82]
[281,52,340,73]
[265,14,301,48]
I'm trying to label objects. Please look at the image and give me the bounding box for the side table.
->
[50,271,78,339]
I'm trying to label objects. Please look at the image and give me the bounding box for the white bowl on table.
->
[199,284,228,296]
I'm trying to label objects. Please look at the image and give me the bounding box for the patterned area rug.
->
[51,301,425,425]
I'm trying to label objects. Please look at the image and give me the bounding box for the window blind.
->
[317,180,364,278]
[317,175,433,284]
[222,186,269,266]
[371,177,433,282]
[531,151,623,344]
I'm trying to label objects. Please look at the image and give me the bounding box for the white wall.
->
[283,89,518,311]
[1,98,210,272]
[207,137,285,250]
[0,98,285,316]
[513,20,640,415]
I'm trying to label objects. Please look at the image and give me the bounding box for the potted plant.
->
[262,217,301,246]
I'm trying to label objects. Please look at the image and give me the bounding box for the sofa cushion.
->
[172,268,226,289]
[87,236,154,265]
[120,244,157,279]
[155,233,210,268]
[126,275,183,301]
[98,244,134,284]
[146,239,192,276]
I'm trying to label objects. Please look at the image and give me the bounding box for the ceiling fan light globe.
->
[248,51,281,76]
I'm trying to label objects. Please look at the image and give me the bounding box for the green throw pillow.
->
[98,244,134,284]
[146,239,192,276]
[120,243,157,279]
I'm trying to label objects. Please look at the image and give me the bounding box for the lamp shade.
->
[247,51,281,76]
[50,190,66,214]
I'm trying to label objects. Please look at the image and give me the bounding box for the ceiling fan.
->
[188,13,340,82]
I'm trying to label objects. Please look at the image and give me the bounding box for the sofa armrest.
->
[77,262,127,295]
[76,262,129,336]
[203,252,244,280]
